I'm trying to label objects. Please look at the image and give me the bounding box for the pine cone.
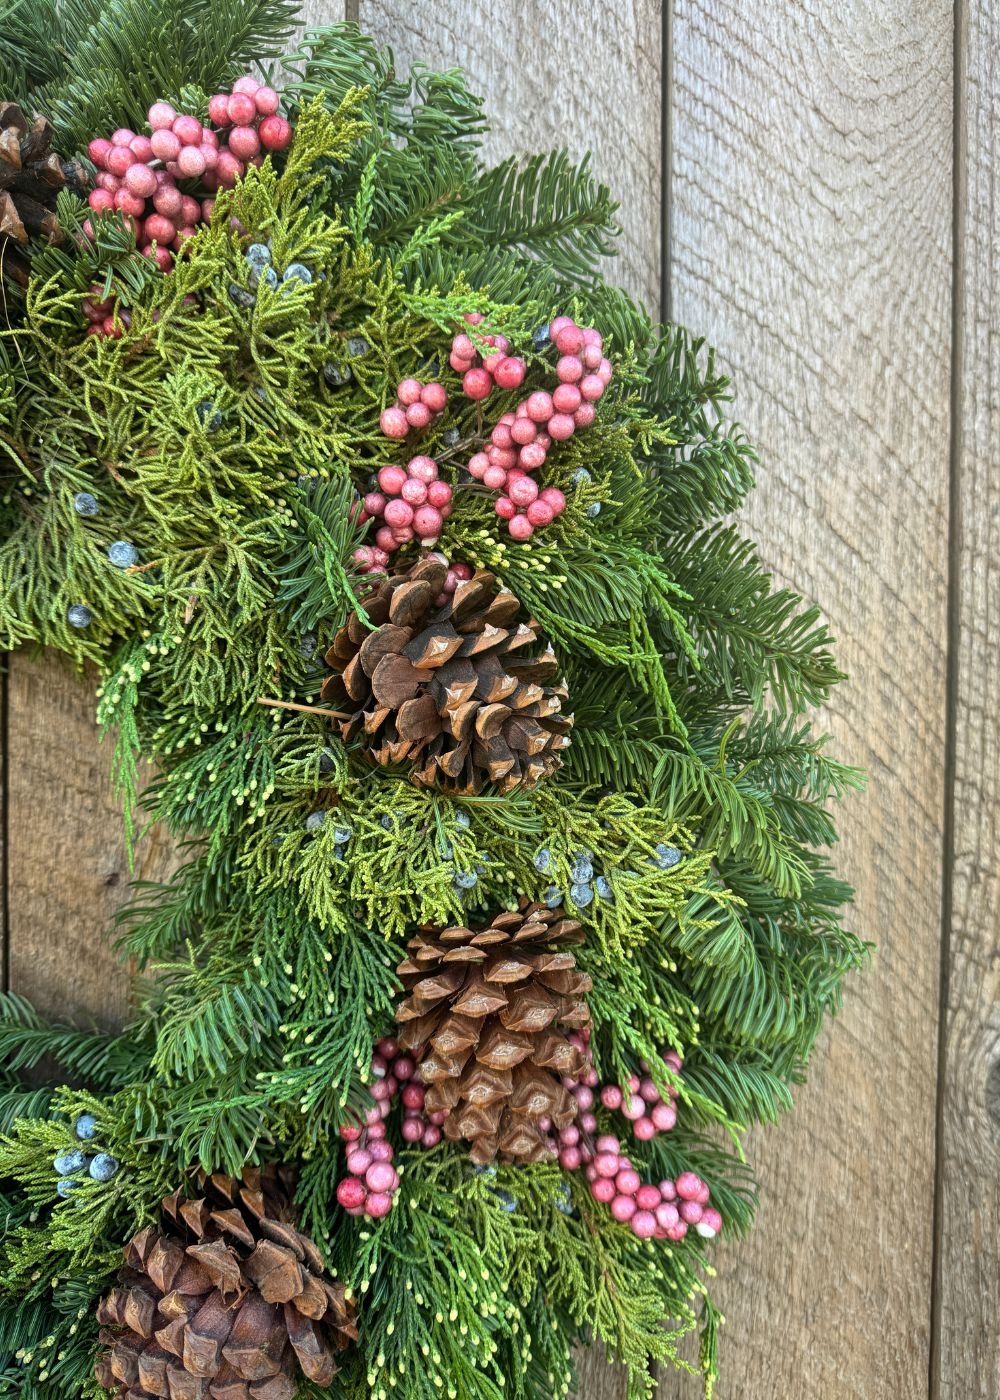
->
[321,557,572,795]
[94,1166,357,1400]
[395,901,592,1165]
[0,102,85,286]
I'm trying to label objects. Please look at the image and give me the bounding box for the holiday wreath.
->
[0,5,867,1398]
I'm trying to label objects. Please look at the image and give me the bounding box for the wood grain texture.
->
[6,654,178,1032]
[358,0,663,311]
[934,1,1000,1395]
[666,2,952,1397]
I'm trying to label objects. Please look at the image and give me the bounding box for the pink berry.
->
[549,314,573,335]
[495,496,517,521]
[150,128,181,162]
[675,1172,703,1202]
[494,355,525,390]
[88,188,114,213]
[346,1149,372,1175]
[228,125,261,161]
[482,465,509,491]
[375,526,397,553]
[554,323,585,355]
[96,171,120,192]
[510,416,537,446]
[88,137,112,167]
[401,1116,424,1142]
[208,94,232,126]
[111,127,136,146]
[405,455,435,482]
[336,1177,367,1210]
[611,1194,637,1222]
[397,377,423,406]
[413,505,443,538]
[143,244,173,271]
[405,401,432,429]
[255,85,280,116]
[462,366,493,400]
[370,1077,393,1101]
[579,1111,598,1133]
[199,142,219,170]
[380,406,409,439]
[698,1208,723,1238]
[449,351,473,373]
[600,1085,624,1111]
[666,1221,688,1241]
[339,1123,362,1143]
[651,1102,676,1132]
[125,163,157,198]
[401,1081,424,1108]
[179,195,201,225]
[590,1178,617,1205]
[556,355,583,383]
[622,1093,645,1122]
[593,1151,620,1180]
[215,151,244,187]
[508,476,539,507]
[106,145,136,176]
[151,183,182,218]
[463,311,484,325]
[451,333,477,360]
[559,1146,582,1171]
[421,1125,442,1147]
[491,422,514,450]
[172,225,197,249]
[421,381,447,413]
[583,343,603,370]
[656,1202,680,1230]
[147,102,176,131]
[401,478,427,505]
[365,1161,398,1194]
[526,390,553,422]
[517,442,547,471]
[258,115,293,152]
[114,188,146,217]
[615,1168,641,1196]
[579,374,605,402]
[526,500,554,528]
[483,351,505,376]
[639,1077,659,1104]
[232,75,261,96]
[548,413,576,442]
[129,135,154,162]
[680,1199,704,1225]
[365,1192,393,1219]
[226,93,256,126]
[572,1083,594,1111]
[426,479,452,508]
[467,452,489,479]
[383,499,413,528]
[172,114,203,146]
[552,382,582,414]
[201,197,215,220]
[574,403,597,429]
[635,1185,661,1212]
[658,1179,677,1200]
[631,1210,658,1240]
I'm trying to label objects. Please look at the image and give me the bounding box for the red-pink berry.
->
[598,357,613,384]
[622,1093,645,1122]
[658,1179,677,1200]
[106,145,136,176]
[175,195,198,225]
[375,526,397,553]
[426,479,452,508]
[510,416,537,446]
[199,142,219,170]
[656,1201,680,1230]
[595,1151,621,1180]
[346,1148,371,1175]
[666,1221,688,1241]
[548,413,575,441]
[88,138,112,167]
[111,127,135,146]
[405,401,432,429]
[96,171,120,192]
[698,1208,723,1238]
[517,442,547,471]
[494,355,525,390]
[129,135,154,162]
[449,351,473,373]
[611,1194,637,1222]
[397,377,423,406]
[172,225,197,250]
[491,422,513,450]
[336,1177,367,1210]
[201,198,215,220]
[227,125,260,161]
[635,1185,661,1212]
[467,452,489,479]
[421,381,447,412]
[615,1168,641,1196]
[552,382,582,414]
[88,188,114,214]
[579,374,605,402]
[208,94,231,126]
[384,499,413,528]
[508,514,534,542]
[339,1123,362,1142]
[675,1172,703,1201]
[558,1146,582,1171]
[401,1081,423,1108]
[172,114,202,146]
[554,323,585,355]
[488,446,517,470]
[556,354,583,383]
[413,505,443,538]
[600,1084,624,1111]
[462,366,493,400]
[591,1178,616,1204]
[114,188,146,217]
[451,333,477,360]
[255,85,280,115]
[583,343,603,370]
[526,500,554,528]
[401,1116,424,1142]
[549,314,573,335]
[401,478,427,505]
[651,1102,676,1132]
[526,390,553,422]
[226,93,256,126]
[215,151,244,187]
[365,1192,393,1218]
[232,75,261,96]
[495,496,517,520]
[631,1210,657,1239]
[125,163,157,198]
[175,145,205,178]
[639,1077,659,1104]
[258,115,293,151]
[482,465,508,491]
[150,128,181,162]
[574,403,597,429]
[463,311,484,325]
[406,455,437,483]
[421,1125,442,1147]
[508,476,539,507]
[365,1161,397,1194]
[143,244,173,271]
[380,406,409,439]
[147,102,175,131]
[680,1199,704,1224]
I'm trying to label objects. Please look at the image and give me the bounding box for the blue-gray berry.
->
[570,881,594,908]
[196,400,222,432]
[492,1189,518,1214]
[437,836,454,860]
[652,843,682,870]
[570,468,592,486]
[346,336,370,357]
[453,870,478,891]
[323,361,352,388]
[570,851,593,883]
[595,874,614,901]
[73,491,99,517]
[533,848,551,873]
[67,604,92,629]
[319,749,336,774]
[74,1113,98,1140]
[56,1178,82,1198]
[532,323,551,351]
[542,885,562,909]
[246,243,271,267]
[380,814,395,830]
[54,1149,88,1175]
[586,502,602,517]
[299,632,317,658]
[88,1152,119,1182]
[333,826,352,845]
[555,1182,574,1215]
[283,262,313,285]
[442,426,461,448]
[228,283,256,309]
[108,540,138,569]
[254,385,269,403]
[454,812,471,830]
[305,811,325,830]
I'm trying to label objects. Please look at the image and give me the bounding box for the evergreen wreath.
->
[0,6,868,1399]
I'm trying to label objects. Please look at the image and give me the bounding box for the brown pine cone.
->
[94,1166,357,1400]
[0,102,85,288]
[320,557,572,795]
[395,901,592,1165]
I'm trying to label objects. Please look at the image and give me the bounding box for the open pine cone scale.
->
[0,101,85,286]
[95,1167,357,1400]
[322,558,572,795]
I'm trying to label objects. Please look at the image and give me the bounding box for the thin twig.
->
[257,696,350,720]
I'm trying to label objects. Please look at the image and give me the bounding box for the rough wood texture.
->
[667,2,952,1397]
[358,0,663,310]
[6,654,178,1032]
[935,1,1000,1395]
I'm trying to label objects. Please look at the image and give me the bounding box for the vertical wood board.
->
[666,1,952,1395]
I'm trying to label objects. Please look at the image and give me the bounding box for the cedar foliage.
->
[0,9,867,1399]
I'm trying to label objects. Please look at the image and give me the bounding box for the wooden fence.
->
[2,2,997,1396]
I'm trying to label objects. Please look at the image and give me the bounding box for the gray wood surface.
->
[935,0,1000,1395]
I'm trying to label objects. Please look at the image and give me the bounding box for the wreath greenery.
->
[0,6,867,1399]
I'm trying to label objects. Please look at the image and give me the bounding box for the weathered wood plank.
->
[6,654,178,1032]
[358,0,663,311]
[934,1,1000,1395]
[667,2,952,1397]
[355,7,661,1397]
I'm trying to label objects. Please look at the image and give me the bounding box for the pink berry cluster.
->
[360,456,455,554]
[80,284,129,339]
[334,1037,415,1221]
[597,1048,683,1141]
[466,315,612,542]
[83,77,292,301]
[586,1138,721,1242]
[380,377,449,439]
[448,312,526,401]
